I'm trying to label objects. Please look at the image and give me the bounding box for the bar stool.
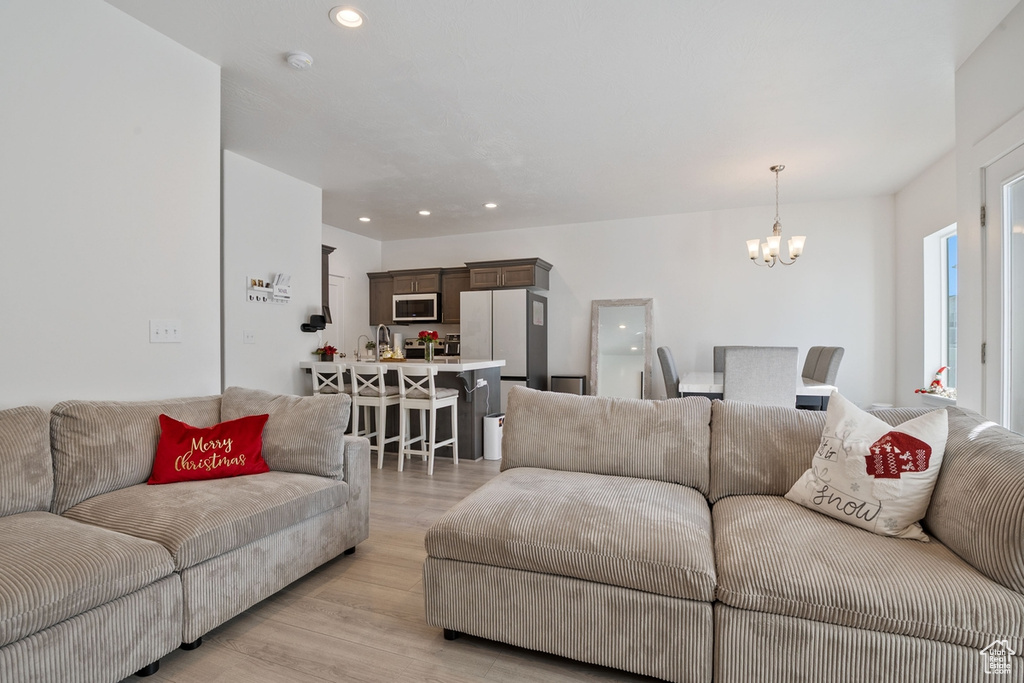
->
[310,362,347,395]
[311,362,360,434]
[397,365,458,475]
[350,364,402,469]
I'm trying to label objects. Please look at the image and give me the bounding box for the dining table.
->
[679,371,835,410]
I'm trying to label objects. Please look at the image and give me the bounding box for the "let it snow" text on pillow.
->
[784,392,948,541]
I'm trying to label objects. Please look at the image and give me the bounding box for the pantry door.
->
[983,143,1024,433]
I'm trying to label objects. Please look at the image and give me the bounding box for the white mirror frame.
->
[589,298,654,398]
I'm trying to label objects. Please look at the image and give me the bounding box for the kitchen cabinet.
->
[441,267,470,323]
[391,268,441,294]
[367,272,394,325]
[466,258,552,291]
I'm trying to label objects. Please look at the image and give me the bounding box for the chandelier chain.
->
[775,169,780,226]
[746,163,804,268]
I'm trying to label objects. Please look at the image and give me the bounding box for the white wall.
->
[222,152,322,395]
[955,1,1024,414]
[382,196,897,407]
[0,0,221,408]
[322,225,383,360]
[893,151,957,404]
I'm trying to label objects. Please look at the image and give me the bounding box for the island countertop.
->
[299,358,504,461]
[299,358,504,372]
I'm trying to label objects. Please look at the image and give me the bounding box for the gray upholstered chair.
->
[801,346,845,385]
[713,345,755,372]
[657,346,681,399]
[723,346,798,407]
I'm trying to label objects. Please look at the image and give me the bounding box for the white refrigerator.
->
[461,289,548,410]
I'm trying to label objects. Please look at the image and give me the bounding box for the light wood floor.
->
[124,454,655,682]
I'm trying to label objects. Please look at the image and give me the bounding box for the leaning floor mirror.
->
[590,298,653,399]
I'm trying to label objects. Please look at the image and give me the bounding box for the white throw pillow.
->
[784,392,948,541]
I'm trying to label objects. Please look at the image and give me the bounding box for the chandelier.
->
[746,165,805,267]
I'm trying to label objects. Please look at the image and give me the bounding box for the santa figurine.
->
[929,366,948,392]
[915,366,948,394]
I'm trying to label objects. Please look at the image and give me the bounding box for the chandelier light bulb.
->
[746,164,805,268]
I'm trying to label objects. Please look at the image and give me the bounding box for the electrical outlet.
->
[243,331,256,344]
[476,379,487,388]
[150,319,182,343]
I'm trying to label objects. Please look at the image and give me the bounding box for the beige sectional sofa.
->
[0,387,369,683]
[424,387,1024,682]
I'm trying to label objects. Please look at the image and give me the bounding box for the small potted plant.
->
[313,344,338,362]
[418,330,439,362]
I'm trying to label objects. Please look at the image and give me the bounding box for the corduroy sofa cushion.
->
[708,400,934,503]
[713,495,1024,651]
[500,386,712,495]
[0,512,175,648]
[220,387,351,479]
[925,407,1024,594]
[50,395,223,515]
[62,471,348,571]
[0,406,52,516]
[426,467,716,602]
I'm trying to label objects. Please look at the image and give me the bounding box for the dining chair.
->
[350,364,402,469]
[397,365,458,476]
[723,346,798,407]
[801,346,845,385]
[657,347,681,399]
[713,345,756,372]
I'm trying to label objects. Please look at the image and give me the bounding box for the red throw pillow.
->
[148,413,270,485]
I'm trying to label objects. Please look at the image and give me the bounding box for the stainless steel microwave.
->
[392,292,440,322]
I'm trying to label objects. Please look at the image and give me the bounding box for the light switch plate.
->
[150,319,182,343]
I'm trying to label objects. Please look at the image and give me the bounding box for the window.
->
[923,224,957,395]
[942,232,957,388]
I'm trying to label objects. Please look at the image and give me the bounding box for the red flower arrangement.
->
[313,344,338,356]
[417,330,439,346]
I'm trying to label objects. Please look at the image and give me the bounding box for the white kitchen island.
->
[299,358,505,461]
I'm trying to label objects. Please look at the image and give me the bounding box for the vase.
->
[424,344,434,363]
[319,353,334,362]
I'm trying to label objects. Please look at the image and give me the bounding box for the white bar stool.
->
[310,362,347,395]
[397,365,459,475]
[311,362,358,434]
[350,364,402,469]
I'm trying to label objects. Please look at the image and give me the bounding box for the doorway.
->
[983,143,1024,432]
[326,275,345,356]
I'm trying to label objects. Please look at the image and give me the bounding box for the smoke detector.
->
[285,51,313,70]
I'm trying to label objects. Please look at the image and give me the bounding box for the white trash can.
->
[483,413,504,460]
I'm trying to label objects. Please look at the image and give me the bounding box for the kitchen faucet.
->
[375,324,391,362]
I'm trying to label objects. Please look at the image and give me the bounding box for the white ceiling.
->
[105,0,1019,241]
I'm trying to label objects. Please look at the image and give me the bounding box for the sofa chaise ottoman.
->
[424,386,1024,683]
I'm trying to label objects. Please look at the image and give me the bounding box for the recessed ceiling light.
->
[618,325,627,329]
[330,6,365,28]
[630,347,638,351]
[418,210,431,216]
[285,51,313,70]
[358,217,371,222]
[483,202,498,209]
